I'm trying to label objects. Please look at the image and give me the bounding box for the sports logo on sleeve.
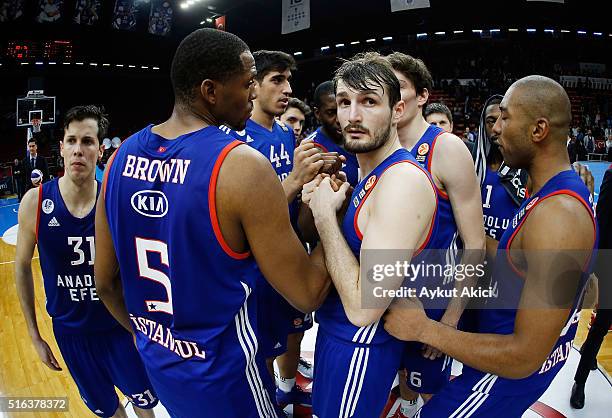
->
[42,199,54,214]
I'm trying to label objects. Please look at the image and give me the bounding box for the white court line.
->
[0,256,39,266]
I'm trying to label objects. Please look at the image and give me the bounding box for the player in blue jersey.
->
[15,105,157,418]
[385,52,486,416]
[308,81,360,187]
[280,98,310,143]
[95,29,332,418]
[302,52,438,418]
[221,50,341,408]
[385,76,599,418]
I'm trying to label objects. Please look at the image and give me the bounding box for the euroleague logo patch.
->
[416,143,429,162]
[417,143,430,155]
[525,196,539,211]
[364,175,377,191]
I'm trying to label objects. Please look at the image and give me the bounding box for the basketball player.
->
[280,97,310,142]
[302,52,438,417]
[96,29,331,418]
[385,52,485,416]
[218,50,333,407]
[15,105,158,418]
[474,94,594,258]
[424,103,454,134]
[308,80,360,187]
[384,76,598,418]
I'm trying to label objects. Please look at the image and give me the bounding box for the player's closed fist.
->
[290,139,324,186]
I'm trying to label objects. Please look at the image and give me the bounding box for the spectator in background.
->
[424,102,454,133]
[606,136,612,162]
[12,158,24,201]
[280,97,311,144]
[583,129,595,154]
[463,126,475,143]
[576,127,584,145]
[567,135,578,164]
[21,138,49,192]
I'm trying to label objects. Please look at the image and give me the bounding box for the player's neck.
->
[58,175,97,218]
[357,131,402,177]
[154,105,214,139]
[397,116,430,151]
[251,105,275,131]
[527,150,572,196]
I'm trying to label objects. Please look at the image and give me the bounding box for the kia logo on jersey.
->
[130,190,169,218]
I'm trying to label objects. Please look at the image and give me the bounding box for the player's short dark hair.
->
[170,28,250,104]
[386,52,433,95]
[63,105,109,141]
[286,98,311,116]
[333,52,400,109]
[485,96,503,115]
[253,50,296,82]
[27,138,37,145]
[424,102,453,123]
[313,81,335,108]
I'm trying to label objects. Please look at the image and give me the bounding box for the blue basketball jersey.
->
[104,125,278,417]
[409,124,460,255]
[316,148,440,345]
[308,127,360,187]
[481,167,521,241]
[461,169,598,394]
[36,178,120,334]
[221,119,298,224]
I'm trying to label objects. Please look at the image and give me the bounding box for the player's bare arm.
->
[15,187,62,371]
[95,169,135,333]
[384,194,595,379]
[220,144,331,313]
[310,165,435,327]
[432,133,486,326]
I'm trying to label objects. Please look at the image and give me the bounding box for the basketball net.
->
[32,119,41,133]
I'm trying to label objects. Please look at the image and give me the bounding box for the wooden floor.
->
[0,238,610,417]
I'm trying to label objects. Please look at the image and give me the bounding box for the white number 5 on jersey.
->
[136,238,173,315]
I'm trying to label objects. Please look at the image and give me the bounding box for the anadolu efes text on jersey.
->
[36,179,121,334]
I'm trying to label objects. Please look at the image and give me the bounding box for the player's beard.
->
[343,115,392,154]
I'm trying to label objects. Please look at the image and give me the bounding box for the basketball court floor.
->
[0,161,610,417]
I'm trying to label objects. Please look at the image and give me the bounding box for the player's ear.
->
[98,142,104,161]
[417,88,429,108]
[393,100,405,124]
[532,117,550,143]
[59,140,64,158]
[200,79,217,105]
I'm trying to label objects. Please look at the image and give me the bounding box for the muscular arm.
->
[314,165,436,327]
[387,195,595,378]
[434,135,486,324]
[222,145,330,313]
[95,169,134,333]
[15,188,42,340]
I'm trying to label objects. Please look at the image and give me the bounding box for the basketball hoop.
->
[31,119,42,133]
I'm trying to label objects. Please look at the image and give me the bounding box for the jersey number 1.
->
[136,238,173,315]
